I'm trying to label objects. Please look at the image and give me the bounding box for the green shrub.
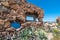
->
[53,28,59,34]
[18,26,48,40]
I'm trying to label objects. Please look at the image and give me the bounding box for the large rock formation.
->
[56,17,60,23]
[0,0,44,38]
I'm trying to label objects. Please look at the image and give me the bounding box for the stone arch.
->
[25,12,39,22]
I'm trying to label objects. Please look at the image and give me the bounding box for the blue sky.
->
[27,0,60,22]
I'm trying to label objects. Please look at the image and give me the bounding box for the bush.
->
[18,26,48,40]
[53,28,59,34]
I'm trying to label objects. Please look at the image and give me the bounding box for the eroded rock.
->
[0,0,44,38]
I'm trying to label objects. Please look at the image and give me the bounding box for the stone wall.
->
[0,0,44,38]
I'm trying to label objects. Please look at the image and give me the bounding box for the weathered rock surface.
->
[56,17,60,23]
[0,0,44,38]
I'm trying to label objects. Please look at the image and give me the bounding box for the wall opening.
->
[26,12,39,22]
[10,20,21,29]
